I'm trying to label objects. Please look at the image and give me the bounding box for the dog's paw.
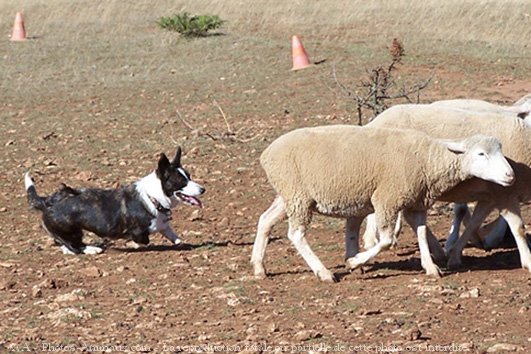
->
[60,245,76,255]
[173,238,183,245]
[83,246,103,255]
[126,241,142,249]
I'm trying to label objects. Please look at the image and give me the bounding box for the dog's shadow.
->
[109,239,264,253]
[108,236,283,253]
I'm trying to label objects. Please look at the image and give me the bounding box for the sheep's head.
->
[441,135,515,187]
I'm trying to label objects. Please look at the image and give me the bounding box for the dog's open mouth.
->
[175,193,203,208]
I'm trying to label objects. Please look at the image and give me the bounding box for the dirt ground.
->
[1,3,531,353]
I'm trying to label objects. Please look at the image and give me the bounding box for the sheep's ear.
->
[170,146,182,166]
[439,140,466,154]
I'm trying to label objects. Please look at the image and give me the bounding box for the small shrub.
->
[157,12,225,38]
[334,38,431,125]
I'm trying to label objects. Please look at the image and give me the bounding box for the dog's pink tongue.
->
[189,196,203,208]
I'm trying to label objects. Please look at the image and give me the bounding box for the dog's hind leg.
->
[42,220,85,255]
[82,245,103,255]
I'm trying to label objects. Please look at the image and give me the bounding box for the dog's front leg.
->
[155,215,182,245]
[160,224,182,245]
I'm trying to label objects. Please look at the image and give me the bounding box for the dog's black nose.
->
[199,187,206,194]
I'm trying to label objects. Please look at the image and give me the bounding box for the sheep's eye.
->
[478,152,486,157]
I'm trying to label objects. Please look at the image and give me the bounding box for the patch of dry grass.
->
[4,1,529,48]
[1,1,529,114]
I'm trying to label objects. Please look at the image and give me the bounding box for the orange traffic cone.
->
[291,35,312,71]
[10,12,27,41]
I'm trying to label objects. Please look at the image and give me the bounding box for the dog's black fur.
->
[26,147,205,254]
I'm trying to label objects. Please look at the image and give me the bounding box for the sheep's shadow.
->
[266,265,409,282]
[451,248,523,273]
[333,246,525,281]
[358,248,523,277]
[268,268,314,278]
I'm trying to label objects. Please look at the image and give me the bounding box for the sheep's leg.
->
[362,212,403,250]
[500,206,531,272]
[445,203,470,251]
[346,214,396,271]
[287,221,336,282]
[482,217,509,250]
[251,196,287,278]
[404,210,442,277]
[426,228,447,262]
[362,213,378,250]
[402,211,445,262]
[345,217,363,259]
[447,201,494,269]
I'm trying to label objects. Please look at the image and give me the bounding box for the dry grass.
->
[4,0,530,49]
[2,1,529,79]
[1,1,529,121]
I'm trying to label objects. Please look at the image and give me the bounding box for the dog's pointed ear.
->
[156,153,171,179]
[170,146,182,166]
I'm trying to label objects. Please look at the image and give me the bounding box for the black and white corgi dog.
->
[25,147,205,255]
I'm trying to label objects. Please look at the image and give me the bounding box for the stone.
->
[32,286,43,298]
[82,266,102,278]
[487,343,523,352]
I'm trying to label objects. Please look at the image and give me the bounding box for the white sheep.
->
[251,125,514,281]
[366,105,531,271]
[364,95,531,252]
[430,94,531,123]
[430,95,530,249]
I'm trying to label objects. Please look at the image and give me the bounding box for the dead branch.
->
[213,100,233,134]
[333,38,431,124]
[175,109,195,131]
[175,106,261,144]
[332,62,353,98]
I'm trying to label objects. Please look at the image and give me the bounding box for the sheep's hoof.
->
[317,270,337,283]
[424,265,442,278]
[430,244,447,262]
[521,262,531,272]
[346,257,363,271]
[447,256,462,270]
[252,264,268,279]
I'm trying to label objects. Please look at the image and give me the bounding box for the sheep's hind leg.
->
[500,206,531,272]
[345,217,363,259]
[251,196,287,278]
[346,215,396,271]
[447,201,494,269]
[482,217,509,250]
[445,203,470,252]
[361,213,379,250]
[288,221,336,282]
[404,210,441,277]
[362,212,403,251]
[426,228,446,262]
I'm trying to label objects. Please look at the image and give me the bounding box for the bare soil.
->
[1,13,530,354]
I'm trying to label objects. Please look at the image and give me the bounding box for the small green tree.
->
[157,12,225,38]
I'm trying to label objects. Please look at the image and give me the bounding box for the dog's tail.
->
[25,173,47,211]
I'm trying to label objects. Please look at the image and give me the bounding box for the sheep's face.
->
[444,135,515,187]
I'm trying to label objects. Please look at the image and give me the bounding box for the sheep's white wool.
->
[252,125,512,281]
[367,104,531,272]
